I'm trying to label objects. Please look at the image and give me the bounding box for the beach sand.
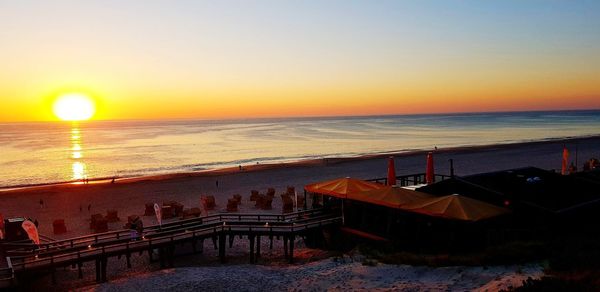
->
[2,136,599,290]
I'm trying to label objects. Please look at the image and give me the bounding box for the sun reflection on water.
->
[70,124,87,181]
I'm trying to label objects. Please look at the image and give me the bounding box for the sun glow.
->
[53,93,96,121]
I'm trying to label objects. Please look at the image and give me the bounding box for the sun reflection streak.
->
[70,125,87,182]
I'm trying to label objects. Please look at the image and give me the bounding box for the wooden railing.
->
[8,215,341,271]
[367,173,452,186]
[1,209,326,256]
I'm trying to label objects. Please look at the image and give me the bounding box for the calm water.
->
[1,110,600,188]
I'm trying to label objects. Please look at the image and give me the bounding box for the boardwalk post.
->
[229,234,234,248]
[51,268,56,284]
[126,252,131,268]
[101,257,107,282]
[269,235,274,249]
[218,234,226,263]
[95,259,101,282]
[159,248,166,268]
[192,238,197,253]
[212,236,218,250]
[289,235,295,264]
[200,239,204,253]
[283,236,288,259]
[168,246,175,267]
[249,235,255,264]
[78,263,83,279]
[256,235,261,258]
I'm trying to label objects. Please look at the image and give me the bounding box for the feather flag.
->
[154,203,162,227]
[21,220,40,245]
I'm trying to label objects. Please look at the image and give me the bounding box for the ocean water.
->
[1,110,600,188]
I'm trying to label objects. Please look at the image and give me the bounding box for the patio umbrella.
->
[387,156,396,186]
[304,177,384,199]
[402,194,509,221]
[426,152,435,184]
[350,186,433,208]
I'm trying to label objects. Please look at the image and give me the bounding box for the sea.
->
[1,110,600,188]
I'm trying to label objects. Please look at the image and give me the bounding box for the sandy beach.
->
[2,136,599,290]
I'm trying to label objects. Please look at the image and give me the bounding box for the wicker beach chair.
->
[250,190,259,201]
[106,210,120,222]
[226,198,238,212]
[53,219,67,234]
[201,195,216,210]
[261,196,273,210]
[144,203,154,216]
[233,194,242,204]
[281,194,294,213]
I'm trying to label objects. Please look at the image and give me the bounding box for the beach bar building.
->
[305,177,510,250]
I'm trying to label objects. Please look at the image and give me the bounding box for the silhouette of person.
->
[39,199,44,208]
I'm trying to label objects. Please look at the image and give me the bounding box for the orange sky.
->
[1,1,599,122]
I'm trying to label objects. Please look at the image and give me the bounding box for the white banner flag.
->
[21,220,40,245]
[154,203,162,227]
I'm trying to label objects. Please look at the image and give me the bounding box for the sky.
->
[1,0,599,122]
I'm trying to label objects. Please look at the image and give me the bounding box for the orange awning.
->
[349,186,434,209]
[304,177,384,199]
[402,194,509,221]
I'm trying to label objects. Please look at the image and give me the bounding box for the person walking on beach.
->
[39,199,44,209]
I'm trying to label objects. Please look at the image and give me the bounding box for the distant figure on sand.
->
[39,199,44,208]
[239,165,242,171]
[216,180,219,188]
[111,177,116,184]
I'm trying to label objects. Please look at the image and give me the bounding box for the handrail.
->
[8,216,341,270]
[8,212,339,259]
[2,209,326,253]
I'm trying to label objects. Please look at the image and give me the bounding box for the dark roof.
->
[418,167,600,214]
[462,167,600,213]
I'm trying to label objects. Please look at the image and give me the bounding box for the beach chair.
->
[255,194,265,208]
[94,218,108,233]
[171,202,184,216]
[90,214,104,230]
[266,188,276,198]
[233,194,242,205]
[281,195,294,213]
[250,190,259,201]
[106,210,120,222]
[161,205,174,219]
[261,196,273,210]
[53,219,67,234]
[144,203,155,216]
[226,199,238,212]
[286,186,295,196]
[201,195,216,210]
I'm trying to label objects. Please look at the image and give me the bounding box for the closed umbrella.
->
[561,146,569,175]
[426,152,435,184]
[387,156,396,186]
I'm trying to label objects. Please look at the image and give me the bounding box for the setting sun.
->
[53,93,96,121]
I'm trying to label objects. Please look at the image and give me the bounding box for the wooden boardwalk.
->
[1,209,341,286]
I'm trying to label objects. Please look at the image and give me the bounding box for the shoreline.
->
[2,134,599,193]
